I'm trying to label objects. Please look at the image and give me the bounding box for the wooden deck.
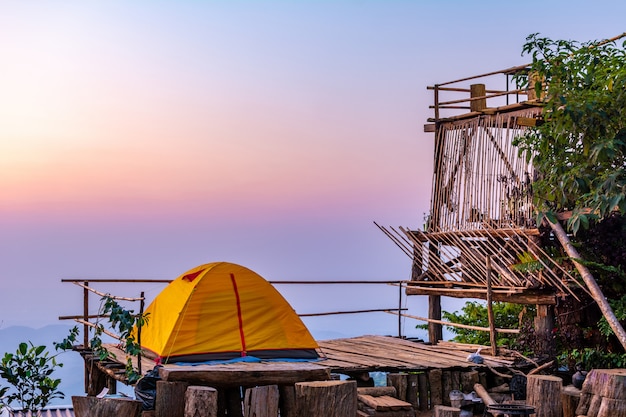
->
[316,335,514,373]
[97,335,516,385]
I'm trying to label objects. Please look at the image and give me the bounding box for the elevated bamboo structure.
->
[379,65,586,345]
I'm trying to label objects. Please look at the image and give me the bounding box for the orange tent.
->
[138,262,319,363]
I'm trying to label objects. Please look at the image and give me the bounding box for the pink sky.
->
[2,1,626,338]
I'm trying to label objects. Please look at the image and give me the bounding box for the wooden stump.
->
[526,374,562,417]
[561,385,580,417]
[243,385,279,417]
[433,404,460,417]
[429,369,443,407]
[598,397,626,417]
[598,369,626,400]
[72,396,142,417]
[295,380,357,417]
[185,386,217,417]
[576,369,626,417]
[588,394,603,417]
[156,380,189,417]
[577,393,593,416]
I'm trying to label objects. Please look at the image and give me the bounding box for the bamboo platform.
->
[316,335,514,372]
[95,335,516,386]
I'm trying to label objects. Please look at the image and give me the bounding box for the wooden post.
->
[526,374,562,417]
[534,304,555,357]
[442,371,453,406]
[470,84,487,111]
[72,396,142,417]
[83,280,89,394]
[429,295,443,344]
[84,355,109,397]
[434,404,461,417]
[387,373,408,401]
[185,386,218,417]
[486,256,497,356]
[156,381,189,417]
[138,291,144,377]
[243,385,279,417]
[429,369,443,407]
[460,371,479,393]
[417,372,429,411]
[294,380,357,417]
[406,373,419,409]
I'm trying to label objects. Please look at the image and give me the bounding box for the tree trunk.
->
[548,218,626,350]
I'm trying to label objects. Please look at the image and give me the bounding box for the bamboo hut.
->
[380,65,585,349]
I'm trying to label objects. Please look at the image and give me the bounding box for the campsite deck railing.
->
[59,278,411,354]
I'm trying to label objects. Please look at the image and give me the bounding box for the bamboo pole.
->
[387,311,519,334]
[486,257,498,356]
[548,218,626,350]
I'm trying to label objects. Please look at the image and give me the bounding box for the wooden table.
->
[159,361,330,388]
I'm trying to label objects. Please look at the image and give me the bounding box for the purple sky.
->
[2,0,626,339]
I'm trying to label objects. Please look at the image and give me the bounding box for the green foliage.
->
[435,301,535,347]
[598,295,626,339]
[0,342,65,415]
[89,296,149,384]
[514,34,626,233]
[558,348,626,370]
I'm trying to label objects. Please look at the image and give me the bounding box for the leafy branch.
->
[89,296,149,384]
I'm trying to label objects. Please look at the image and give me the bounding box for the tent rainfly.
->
[138,262,320,363]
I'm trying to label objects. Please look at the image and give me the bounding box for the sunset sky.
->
[2,1,626,339]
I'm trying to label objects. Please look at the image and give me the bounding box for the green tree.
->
[437,301,535,349]
[0,342,65,415]
[514,33,626,234]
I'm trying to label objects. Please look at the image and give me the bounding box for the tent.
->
[138,262,320,363]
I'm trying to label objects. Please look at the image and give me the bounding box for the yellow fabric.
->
[138,262,319,361]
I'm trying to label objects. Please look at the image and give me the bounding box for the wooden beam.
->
[159,362,330,388]
[405,286,556,305]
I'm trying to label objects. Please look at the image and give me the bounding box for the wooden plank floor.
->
[102,335,517,382]
[316,335,515,372]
